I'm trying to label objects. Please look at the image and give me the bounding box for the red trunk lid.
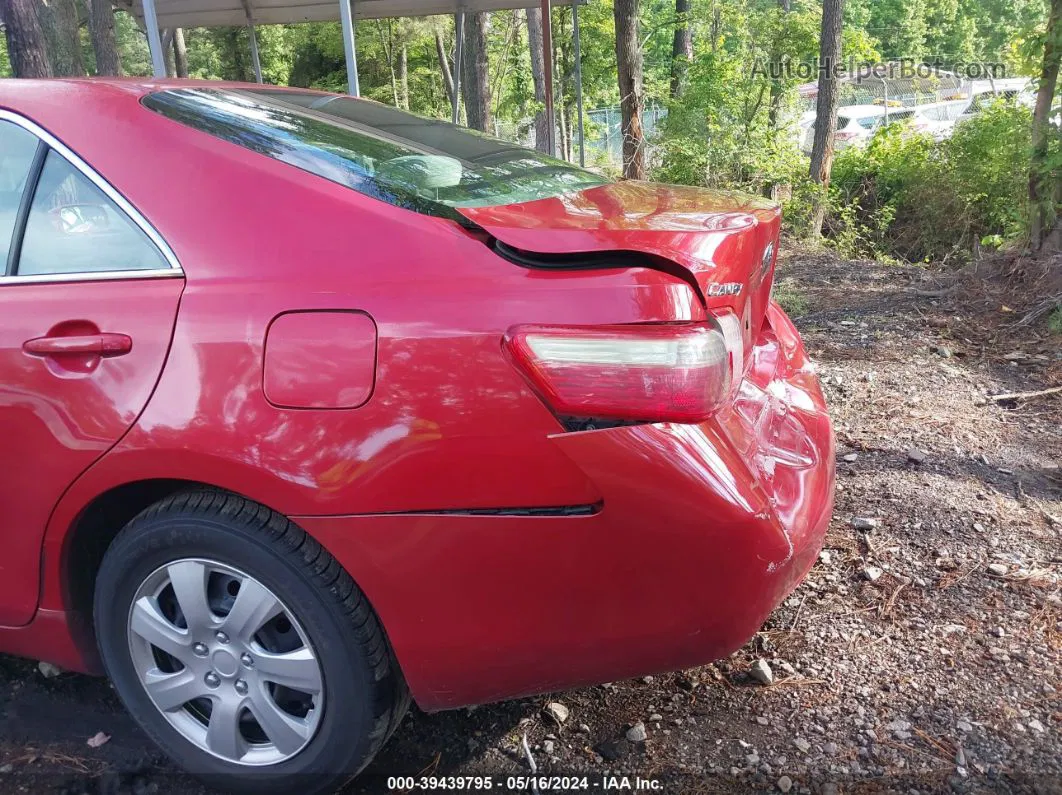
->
[459,181,781,363]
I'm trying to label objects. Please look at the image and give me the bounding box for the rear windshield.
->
[143,87,608,224]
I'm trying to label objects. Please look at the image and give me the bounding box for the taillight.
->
[835,130,858,141]
[505,322,734,424]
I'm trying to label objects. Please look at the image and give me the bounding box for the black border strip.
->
[6,140,47,277]
[402,502,602,517]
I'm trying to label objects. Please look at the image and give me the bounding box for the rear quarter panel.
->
[34,83,706,611]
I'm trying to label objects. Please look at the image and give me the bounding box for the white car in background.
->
[959,79,1036,121]
[907,100,971,139]
[799,100,986,152]
[800,105,915,152]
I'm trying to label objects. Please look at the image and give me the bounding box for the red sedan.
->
[0,79,834,792]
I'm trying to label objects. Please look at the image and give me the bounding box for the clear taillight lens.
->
[505,322,734,423]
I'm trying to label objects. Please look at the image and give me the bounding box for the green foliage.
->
[781,179,827,237]
[826,102,1033,260]
[1049,307,1062,336]
[870,0,929,59]
[116,10,152,76]
[0,35,11,78]
[652,0,819,194]
[772,279,811,316]
[82,0,1052,270]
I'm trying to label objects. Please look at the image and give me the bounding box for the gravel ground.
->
[0,251,1059,795]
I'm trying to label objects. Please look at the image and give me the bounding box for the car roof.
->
[0,77,341,120]
[837,104,889,118]
[0,78,407,284]
[969,78,1031,95]
[0,76,337,98]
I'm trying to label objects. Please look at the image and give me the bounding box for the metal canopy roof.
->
[122,0,582,162]
[121,0,574,28]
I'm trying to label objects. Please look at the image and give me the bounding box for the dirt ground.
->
[1,250,1059,795]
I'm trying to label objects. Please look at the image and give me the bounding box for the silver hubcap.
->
[127,559,324,766]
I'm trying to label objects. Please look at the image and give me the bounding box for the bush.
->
[825,102,1033,262]
[1049,306,1062,336]
[652,54,809,196]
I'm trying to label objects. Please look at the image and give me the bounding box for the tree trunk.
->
[434,28,455,111]
[556,12,570,160]
[39,0,86,76]
[526,7,550,152]
[1029,0,1061,252]
[767,0,792,129]
[490,11,520,123]
[226,28,250,82]
[172,27,188,78]
[461,12,492,132]
[614,0,646,179]
[1,0,53,77]
[163,28,176,77]
[670,0,692,98]
[374,20,400,107]
[87,0,121,76]
[399,43,409,110]
[808,0,844,237]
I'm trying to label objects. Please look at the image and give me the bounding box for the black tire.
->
[93,489,409,795]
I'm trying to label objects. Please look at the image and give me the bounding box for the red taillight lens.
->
[505,322,734,423]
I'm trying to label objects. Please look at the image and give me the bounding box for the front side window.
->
[17,151,169,276]
[143,88,608,222]
[0,119,40,270]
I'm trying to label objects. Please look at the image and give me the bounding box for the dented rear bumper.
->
[303,302,834,710]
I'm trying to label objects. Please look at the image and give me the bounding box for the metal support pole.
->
[339,0,360,96]
[452,11,465,124]
[247,23,263,83]
[141,0,167,78]
[242,1,264,83]
[572,1,585,166]
[540,0,555,156]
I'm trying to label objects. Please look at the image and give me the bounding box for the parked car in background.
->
[0,79,835,794]
[799,97,991,152]
[959,79,1036,122]
[906,100,971,139]
[800,104,912,152]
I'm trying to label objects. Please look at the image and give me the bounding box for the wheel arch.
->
[61,479,212,626]
[49,478,345,674]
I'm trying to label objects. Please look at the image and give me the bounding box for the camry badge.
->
[706,282,743,297]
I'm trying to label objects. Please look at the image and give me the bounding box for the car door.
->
[0,114,184,627]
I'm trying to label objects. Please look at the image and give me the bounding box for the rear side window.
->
[142,88,608,222]
[0,120,40,269]
[17,151,169,276]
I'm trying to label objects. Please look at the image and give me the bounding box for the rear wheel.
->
[94,490,408,794]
